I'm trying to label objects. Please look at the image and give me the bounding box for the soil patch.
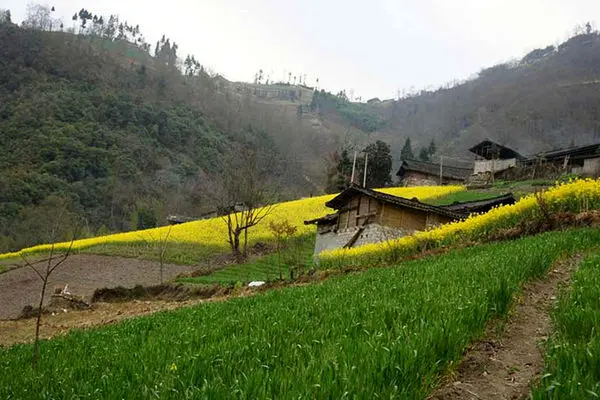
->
[429,254,582,400]
[91,283,230,303]
[0,298,213,347]
[0,254,196,320]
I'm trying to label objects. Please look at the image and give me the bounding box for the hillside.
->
[304,32,600,161]
[4,8,600,254]
[0,21,341,253]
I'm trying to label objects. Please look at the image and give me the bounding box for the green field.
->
[425,189,504,205]
[179,235,315,284]
[533,251,600,399]
[2,228,598,399]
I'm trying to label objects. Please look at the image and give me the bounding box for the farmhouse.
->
[469,139,524,175]
[305,186,516,256]
[396,159,473,186]
[532,143,600,177]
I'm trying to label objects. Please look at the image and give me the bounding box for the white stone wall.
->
[473,159,516,174]
[583,157,600,177]
[313,224,410,256]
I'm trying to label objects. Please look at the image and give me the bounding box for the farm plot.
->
[1,228,598,399]
[0,255,196,320]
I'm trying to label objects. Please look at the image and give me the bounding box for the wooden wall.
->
[326,193,455,234]
[336,194,379,230]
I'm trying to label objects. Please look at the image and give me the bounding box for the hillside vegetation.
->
[0,18,335,253]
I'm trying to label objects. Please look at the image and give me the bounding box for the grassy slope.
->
[425,190,504,206]
[179,235,315,284]
[2,228,599,399]
[533,251,600,399]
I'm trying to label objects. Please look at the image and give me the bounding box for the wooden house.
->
[531,143,600,177]
[305,186,516,256]
[396,159,473,186]
[304,186,462,256]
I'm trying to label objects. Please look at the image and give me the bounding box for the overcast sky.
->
[5,0,600,99]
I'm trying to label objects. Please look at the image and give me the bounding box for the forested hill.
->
[0,18,327,253]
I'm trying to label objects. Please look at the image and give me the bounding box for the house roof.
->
[441,193,516,215]
[396,159,473,181]
[323,185,464,220]
[533,142,600,162]
[304,213,338,226]
[469,139,524,160]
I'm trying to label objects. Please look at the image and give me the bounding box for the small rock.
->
[248,281,266,287]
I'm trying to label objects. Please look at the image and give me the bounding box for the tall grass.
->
[532,251,600,399]
[1,229,598,399]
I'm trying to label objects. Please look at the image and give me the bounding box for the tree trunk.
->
[33,277,48,369]
[232,230,242,262]
[277,241,281,280]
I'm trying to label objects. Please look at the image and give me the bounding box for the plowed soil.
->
[0,255,196,320]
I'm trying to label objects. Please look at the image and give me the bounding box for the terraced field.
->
[2,229,599,399]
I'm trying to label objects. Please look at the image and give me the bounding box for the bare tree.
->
[22,3,61,31]
[216,146,278,262]
[19,238,75,369]
[158,225,173,284]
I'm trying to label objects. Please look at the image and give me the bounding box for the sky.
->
[5,0,600,100]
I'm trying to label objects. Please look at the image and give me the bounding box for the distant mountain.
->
[310,32,600,163]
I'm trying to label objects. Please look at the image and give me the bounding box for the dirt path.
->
[0,298,214,347]
[0,255,196,320]
[430,255,581,400]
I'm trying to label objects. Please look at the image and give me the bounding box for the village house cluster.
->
[306,139,600,256]
[397,139,600,186]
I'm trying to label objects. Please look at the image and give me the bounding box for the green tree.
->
[400,137,414,161]
[335,149,354,191]
[428,138,436,157]
[418,147,430,162]
[360,140,392,188]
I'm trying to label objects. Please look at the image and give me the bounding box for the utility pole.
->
[439,156,444,185]
[363,153,368,187]
[351,151,358,185]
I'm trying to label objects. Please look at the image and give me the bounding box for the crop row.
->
[2,228,598,399]
[319,178,600,268]
[0,185,463,261]
[532,251,600,399]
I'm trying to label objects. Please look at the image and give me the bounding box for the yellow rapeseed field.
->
[0,185,464,260]
[319,178,600,267]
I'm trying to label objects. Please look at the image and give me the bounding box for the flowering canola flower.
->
[0,185,464,260]
[319,178,600,268]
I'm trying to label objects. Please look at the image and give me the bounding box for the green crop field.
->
[533,251,600,399]
[179,235,315,284]
[2,228,599,399]
[424,189,504,206]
